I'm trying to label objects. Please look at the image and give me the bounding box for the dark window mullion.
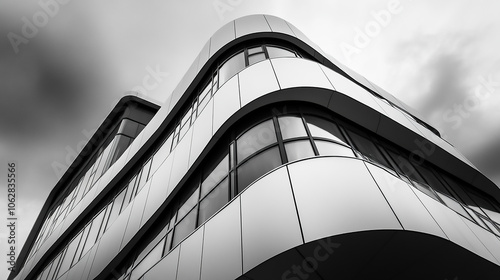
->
[272,116,288,164]
[244,48,249,67]
[194,180,202,227]
[300,114,319,156]
[337,124,359,157]
[263,45,270,59]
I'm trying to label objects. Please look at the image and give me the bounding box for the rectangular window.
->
[347,130,391,168]
[218,52,245,86]
[198,178,229,225]
[172,207,197,248]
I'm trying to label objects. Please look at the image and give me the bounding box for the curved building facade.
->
[10,15,500,280]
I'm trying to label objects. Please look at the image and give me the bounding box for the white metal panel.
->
[240,166,302,273]
[235,15,271,38]
[176,227,204,280]
[364,162,446,238]
[288,157,401,243]
[239,60,280,107]
[272,58,333,90]
[201,198,242,280]
[212,75,239,135]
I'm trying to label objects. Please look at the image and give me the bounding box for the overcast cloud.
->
[1,1,499,278]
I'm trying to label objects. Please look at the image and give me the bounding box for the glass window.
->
[81,210,105,256]
[201,154,229,198]
[93,142,114,184]
[467,191,500,224]
[75,224,91,261]
[247,46,263,55]
[137,160,152,193]
[177,187,199,221]
[386,150,425,183]
[124,176,138,210]
[181,108,191,127]
[106,190,126,231]
[218,51,245,86]
[266,46,296,59]
[118,119,140,138]
[413,164,453,197]
[198,178,229,225]
[57,232,82,276]
[237,120,277,163]
[348,131,391,168]
[441,174,477,207]
[172,207,197,248]
[304,116,347,145]
[108,135,133,167]
[211,73,218,94]
[285,140,315,162]
[315,140,355,157]
[135,227,168,264]
[237,147,281,193]
[46,252,63,280]
[278,116,307,140]
[198,91,210,116]
[163,230,173,256]
[248,53,266,65]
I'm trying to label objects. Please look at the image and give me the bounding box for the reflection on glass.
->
[237,120,277,163]
[304,115,347,145]
[201,155,229,198]
[413,164,452,197]
[285,140,314,162]
[267,46,296,58]
[163,230,173,255]
[248,53,266,65]
[315,140,354,157]
[237,147,281,193]
[177,187,199,220]
[414,182,439,201]
[349,131,391,168]
[219,52,245,86]
[172,207,197,248]
[278,116,307,140]
[247,46,263,55]
[386,150,424,183]
[118,119,140,138]
[198,178,229,225]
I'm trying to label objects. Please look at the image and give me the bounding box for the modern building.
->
[10,15,500,280]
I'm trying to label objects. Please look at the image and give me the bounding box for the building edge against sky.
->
[10,14,500,280]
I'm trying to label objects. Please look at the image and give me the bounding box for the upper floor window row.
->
[26,118,146,262]
[170,44,302,150]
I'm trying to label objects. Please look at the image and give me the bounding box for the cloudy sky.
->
[1,0,499,277]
